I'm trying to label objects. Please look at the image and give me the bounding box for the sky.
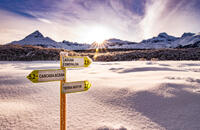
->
[0,0,200,44]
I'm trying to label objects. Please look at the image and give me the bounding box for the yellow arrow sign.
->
[61,56,92,68]
[27,69,65,83]
[62,80,91,94]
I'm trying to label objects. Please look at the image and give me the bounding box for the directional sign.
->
[27,69,65,83]
[26,52,93,130]
[62,80,91,94]
[61,56,92,68]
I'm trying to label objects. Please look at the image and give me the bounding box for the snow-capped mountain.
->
[8,30,90,50]
[60,40,90,50]
[171,33,200,48]
[90,38,138,49]
[7,30,200,50]
[9,31,62,48]
[95,32,200,49]
[90,33,179,49]
[137,32,178,49]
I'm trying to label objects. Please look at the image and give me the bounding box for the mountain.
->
[90,38,138,49]
[90,33,178,49]
[8,30,90,50]
[9,31,61,48]
[7,30,200,50]
[137,32,178,49]
[172,33,200,48]
[61,40,90,50]
[94,32,200,49]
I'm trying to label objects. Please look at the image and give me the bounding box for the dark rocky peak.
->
[62,40,70,43]
[25,30,44,39]
[141,32,178,43]
[157,32,178,41]
[62,40,81,46]
[181,32,195,38]
[158,32,170,38]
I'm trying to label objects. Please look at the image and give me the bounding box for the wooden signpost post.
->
[27,52,92,130]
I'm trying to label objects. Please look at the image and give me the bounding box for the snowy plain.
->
[0,61,200,130]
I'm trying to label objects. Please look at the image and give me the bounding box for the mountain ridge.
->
[7,30,200,50]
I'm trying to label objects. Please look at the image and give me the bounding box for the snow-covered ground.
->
[0,61,200,130]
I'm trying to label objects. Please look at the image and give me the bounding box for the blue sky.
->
[0,0,200,44]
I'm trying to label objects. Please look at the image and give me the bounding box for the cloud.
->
[37,18,52,24]
[0,10,36,44]
[45,0,145,42]
[140,0,200,39]
[0,9,66,44]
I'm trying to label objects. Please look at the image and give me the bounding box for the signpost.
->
[26,52,92,130]
[62,80,91,94]
[27,69,65,83]
[62,56,92,68]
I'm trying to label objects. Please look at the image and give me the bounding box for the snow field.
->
[0,61,200,130]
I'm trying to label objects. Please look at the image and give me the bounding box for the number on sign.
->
[84,81,88,89]
[84,59,89,65]
[32,74,36,79]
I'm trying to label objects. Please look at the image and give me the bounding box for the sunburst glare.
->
[81,25,114,44]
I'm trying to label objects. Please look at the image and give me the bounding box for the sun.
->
[90,26,108,43]
[81,25,114,44]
